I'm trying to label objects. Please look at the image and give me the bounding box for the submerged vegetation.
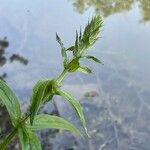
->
[0,15,103,149]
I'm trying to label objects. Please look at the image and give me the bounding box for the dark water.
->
[0,0,150,149]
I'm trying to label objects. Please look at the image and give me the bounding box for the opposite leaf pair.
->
[0,80,81,150]
[56,15,103,74]
[0,15,103,150]
[30,15,103,135]
[30,79,88,136]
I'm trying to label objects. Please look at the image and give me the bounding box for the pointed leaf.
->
[67,46,75,51]
[30,80,54,124]
[86,55,103,64]
[18,127,41,150]
[27,114,81,136]
[79,27,82,41]
[76,16,103,57]
[0,80,21,127]
[56,89,88,135]
[67,58,80,72]
[65,16,103,58]
[77,66,92,74]
[82,16,103,48]
[56,33,68,67]
[74,30,79,56]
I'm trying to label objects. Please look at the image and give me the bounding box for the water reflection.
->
[10,54,28,65]
[0,37,29,148]
[72,0,133,16]
[0,37,8,66]
[0,37,28,80]
[72,0,150,22]
[139,0,150,22]
[0,0,150,149]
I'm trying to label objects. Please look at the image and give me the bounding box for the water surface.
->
[0,0,150,149]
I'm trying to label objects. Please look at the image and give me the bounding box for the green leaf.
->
[18,128,30,150]
[0,80,21,127]
[86,55,103,64]
[18,127,41,150]
[56,33,68,67]
[67,46,75,51]
[56,89,88,135]
[82,16,103,48]
[27,114,81,136]
[77,66,92,74]
[30,80,55,124]
[67,58,80,72]
[69,16,103,57]
[74,31,79,56]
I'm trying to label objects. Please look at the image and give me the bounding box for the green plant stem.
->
[0,128,17,150]
[0,70,68,149]
[54,69,68,115]
[0,114,30,149]
[55,69,68,84]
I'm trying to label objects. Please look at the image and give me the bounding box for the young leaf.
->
[67,46,75,51]
[30,80,55,124]
[0,80,21,127]
[74,31,79,56]
[56,33,68,67]
[85,55,103,64]
[67,16,103,57]
[82,16,103,49]
[18,127,41,150]
[56,89,88,135]
[77,66,92,74]
[67,58,80,72]
[27,114,81,136]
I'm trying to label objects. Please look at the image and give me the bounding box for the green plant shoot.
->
[0,15,103,150]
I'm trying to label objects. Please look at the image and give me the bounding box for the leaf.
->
[56,33,68,67]
[67,58,80,72]
[86,55,103,64]
[67,46,75,51]
[0,80,21,127]
[30,80,55,124]
[82,16,103,48]
[56,89,88,135]
[77,66,92,74]
[68,16,103,57]
[79,27,82,41]
[27,114,81,136]
[18,127,41,150]
[74,31,79,56]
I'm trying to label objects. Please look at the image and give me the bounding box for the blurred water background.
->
[0,0,150,149]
